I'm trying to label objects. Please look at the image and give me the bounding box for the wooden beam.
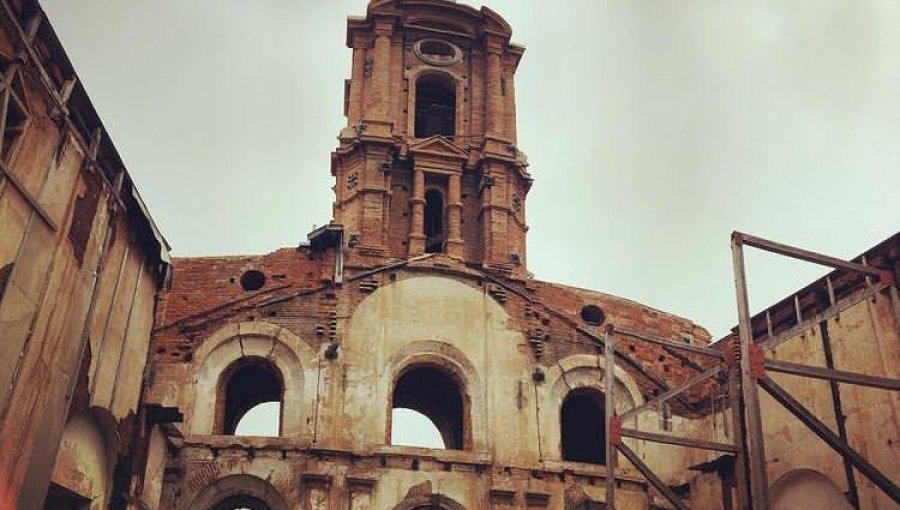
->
[759,377,900,505]
[762,283,889,350]
[732,233,770,509]
[621,364,725,421]
[734,231,883,279]
[613,326,725,359]
[604,327,617,509]
[621,428,737,453]
[764,358,900,391]
[618,442,689,510]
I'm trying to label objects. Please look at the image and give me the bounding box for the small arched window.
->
[415,74,456,138]
[391,365,467,450]
[560,388,606,464]
[424,188,445,253]
[216,357,283,436]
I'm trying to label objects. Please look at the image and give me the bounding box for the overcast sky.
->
[39,0,899,343]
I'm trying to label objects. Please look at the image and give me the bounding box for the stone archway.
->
[188,320,318,437]
[392,494,467,510]
[769,469,853,510]
[188,474,289,510]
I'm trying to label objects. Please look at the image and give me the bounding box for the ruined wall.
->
[760,285,899,509]
[0,1,168,507]
[145,243,721,509]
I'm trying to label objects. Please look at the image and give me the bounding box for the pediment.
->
[409,135,470,161]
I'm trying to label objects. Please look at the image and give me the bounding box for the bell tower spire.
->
[330,0,532,277]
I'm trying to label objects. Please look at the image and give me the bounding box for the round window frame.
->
[580,304,606,326]
[413,39,462,67]
[239,270,266,292]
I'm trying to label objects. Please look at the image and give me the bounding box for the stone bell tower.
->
[330,0,531,276]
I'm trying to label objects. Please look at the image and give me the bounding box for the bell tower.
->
[330,0,531,276]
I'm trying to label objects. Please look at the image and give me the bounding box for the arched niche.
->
[382,340,485,452]
[188,474,289,510]
[407,69,465,140]
[342,275,524,453]
[188,321,318,437]
[46,407,120,509]
[539,354,642,463]
[770,469,853,510]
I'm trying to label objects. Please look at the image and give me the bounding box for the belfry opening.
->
[414,73,456,138]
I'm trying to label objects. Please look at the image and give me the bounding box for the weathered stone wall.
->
[146,243,721,509]
[0,1,168,508]
[760,286,899,509]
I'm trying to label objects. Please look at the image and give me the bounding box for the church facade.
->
[0,1,897,509]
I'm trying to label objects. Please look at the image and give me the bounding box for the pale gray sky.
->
[40,1,898,342]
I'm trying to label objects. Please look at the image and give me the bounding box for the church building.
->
[0,1,896,509]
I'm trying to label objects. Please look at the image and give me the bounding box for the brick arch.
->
[188,474,289,510]
[406,67,466,140]
[392,493,467,510]
[539,354,643,463]
[382,340,486,451]
[188,321,319,437]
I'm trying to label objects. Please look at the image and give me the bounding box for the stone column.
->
[484,39,505,139]
[408,167,426,255]
[446,172,464,259]
[347,43,365,125]
[363,18,394,134]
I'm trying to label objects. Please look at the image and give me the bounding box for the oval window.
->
[414,39,462,66]
[580,304,606,326]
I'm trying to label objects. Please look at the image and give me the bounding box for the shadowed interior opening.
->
[415,74,455,138]
[212,495,270,510]
[561,388,606,464]
[218,357,283,436]
[391,365,466,449]
[424,188,445,253]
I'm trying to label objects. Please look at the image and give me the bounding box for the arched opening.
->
[217,357,283,436]
[424,188,445,253]
[561,388,606,464]
[391,365,467,450]
[43,409,118,510]
[770,470,854,510]
[415,74,455,138]
[212,495,271,510]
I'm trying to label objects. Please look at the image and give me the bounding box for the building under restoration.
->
[0,0,897,509]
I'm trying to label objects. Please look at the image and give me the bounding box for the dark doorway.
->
[560,388,606,464]
[424,189,445,253]
[415,74,455,138]
[43,483,90,510]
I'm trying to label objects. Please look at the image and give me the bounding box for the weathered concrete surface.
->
[0,1,169,508]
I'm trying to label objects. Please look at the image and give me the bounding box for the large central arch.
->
[188,474,289,510]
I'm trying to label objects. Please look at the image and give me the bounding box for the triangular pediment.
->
[409,135,470,161]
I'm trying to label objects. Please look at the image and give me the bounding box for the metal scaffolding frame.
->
[602,231,899,509]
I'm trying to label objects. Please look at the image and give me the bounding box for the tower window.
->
[415,74,455,138]
[391,365,467,449]
[424,188,445,253]
[561,388,606,464]
[216,357,283,436]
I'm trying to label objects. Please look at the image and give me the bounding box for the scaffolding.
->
[602,231,900,510]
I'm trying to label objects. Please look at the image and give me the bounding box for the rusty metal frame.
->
[730,231,900,509]
[604,325,733,510]
[602,232,898,510]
